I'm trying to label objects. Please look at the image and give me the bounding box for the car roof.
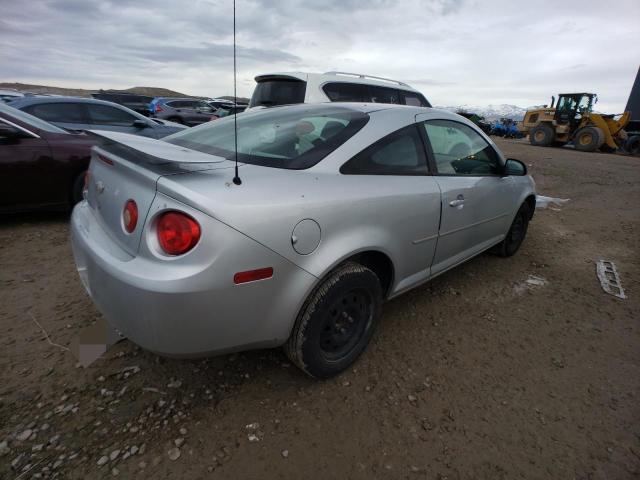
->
[254,71,420,92]
[8,96,150,120]
[9,96,129,107]
[158,97,204,102]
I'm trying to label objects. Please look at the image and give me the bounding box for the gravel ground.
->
[1,138,639,479]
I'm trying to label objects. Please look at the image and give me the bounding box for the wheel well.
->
[525,194,536,220]
[345,250,394,298]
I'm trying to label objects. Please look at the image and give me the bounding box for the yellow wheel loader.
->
[518,93,630,153]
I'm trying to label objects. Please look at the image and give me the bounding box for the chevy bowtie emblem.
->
[96,181,105,194]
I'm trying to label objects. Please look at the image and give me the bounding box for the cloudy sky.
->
[1,0,638,111]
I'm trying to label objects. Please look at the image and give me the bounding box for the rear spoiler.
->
[86,130,226,165]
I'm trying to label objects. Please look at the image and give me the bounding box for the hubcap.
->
[579,133,592,145]
[534,131,544,141]
[319,289,372,360]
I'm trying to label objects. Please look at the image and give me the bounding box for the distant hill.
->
[0,83,248,101]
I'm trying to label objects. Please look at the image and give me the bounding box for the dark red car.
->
[0,102,95,213]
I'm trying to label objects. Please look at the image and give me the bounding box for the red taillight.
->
[157,212,201,255]
[234,267,274,284]
[123,200,138,233]
[155,104,163,113]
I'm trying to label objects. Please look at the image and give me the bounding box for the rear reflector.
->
[157,211,201,255]
[123,200,138,233]
[97,153,114,166]
[234,267,274,284]
[82,170,91,197]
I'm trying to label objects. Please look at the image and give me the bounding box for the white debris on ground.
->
[596,260,626,299]
[514,275,548,295]
[245,422,264,442]
[536,195,570,210]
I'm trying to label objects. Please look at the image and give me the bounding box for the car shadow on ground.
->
[0,210,70,227]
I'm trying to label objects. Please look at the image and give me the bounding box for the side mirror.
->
[132,119,148,129]
[504,158,527,176]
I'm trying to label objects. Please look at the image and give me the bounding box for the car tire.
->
[529,123,555,147]
[285,262,383,379]
[492,202,530,257]
[574,126,604,152]
[70,171,86,206]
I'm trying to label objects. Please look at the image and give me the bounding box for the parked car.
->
[71,103,535,378]
[248,71,432,110]
[149,97,217,126]
[0,103,95,213]
[207,98,236,110]
[9,97,186,138]
[213,105,246,117]
[90,91,154,116]
[0,89,24,103]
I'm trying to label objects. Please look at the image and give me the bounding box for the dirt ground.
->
[1,138,639,480]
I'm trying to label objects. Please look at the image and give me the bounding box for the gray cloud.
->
[0,0,638,111]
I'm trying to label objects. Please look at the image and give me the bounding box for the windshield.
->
[249,79,307,107]
[164,104,369,169]
[0,102,67,133]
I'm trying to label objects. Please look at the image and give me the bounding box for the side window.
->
[322,82,363,102]
[341,125,427,175]
[25,103,87,123]
[167,101,185,108]
[422,119,501,175]
[365,86,400,104]
[196,101,213,112]
[401,91,430,107]
[86,104,137,126]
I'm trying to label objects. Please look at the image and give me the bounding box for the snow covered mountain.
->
[435,104,531,121]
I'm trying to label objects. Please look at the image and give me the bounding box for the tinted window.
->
[341,125,427,175]
[249,80,307,107]
[166,100,187,108]
[86,104,137,126]
[194,101,214,113]
[25,103,87,123]
[422,119,501,175]
[401,91,430,107]
[322,83,363,102]
[165,105,369,169]
[0,103,67,133]
[365,86,400,104]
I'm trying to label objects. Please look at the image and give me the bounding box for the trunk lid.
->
[85,130,232,256]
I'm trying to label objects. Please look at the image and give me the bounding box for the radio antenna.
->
[232,0,242,185]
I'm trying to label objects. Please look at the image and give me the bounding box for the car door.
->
[419,117,516,275]
[0,119,59,210]
[85,103,157,138]
[23,102,90,132]
[340,124,442,293]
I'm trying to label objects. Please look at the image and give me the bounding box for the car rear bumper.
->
[70,199,317,357]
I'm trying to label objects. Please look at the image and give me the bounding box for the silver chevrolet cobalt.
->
[71,103,536,378]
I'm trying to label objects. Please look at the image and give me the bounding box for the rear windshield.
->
[249,79,306,108]
[164,105,369,169]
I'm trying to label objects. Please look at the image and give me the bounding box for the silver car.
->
[71,103,536,378]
